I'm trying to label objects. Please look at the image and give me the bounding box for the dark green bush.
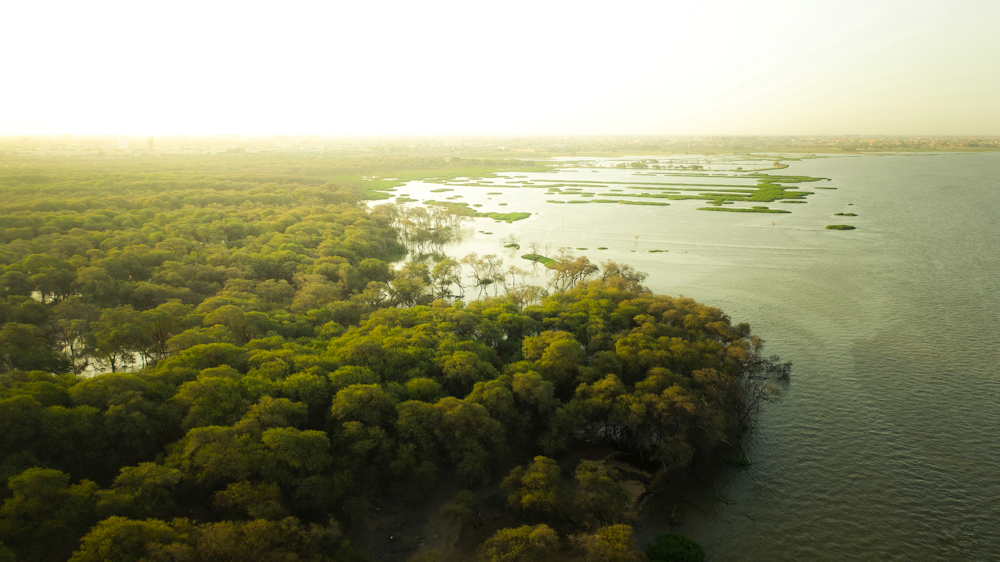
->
[647,533,705,562]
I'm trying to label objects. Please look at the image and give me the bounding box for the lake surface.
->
[392,152,1000,561]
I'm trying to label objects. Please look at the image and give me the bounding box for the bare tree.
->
[547,248,599,293]
[461,253,494,298]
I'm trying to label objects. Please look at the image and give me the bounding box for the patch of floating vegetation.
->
[782,201,807,203]
[503,243,520,249]
[521,253,557,267]
[546,199,670,206]
[826,224,856,230]
[422,200,531,223]
[429,188,454,193]
[473,204,483,207]
[834,212,857,216]
[394,197,417,203]
[648,249,668,253]
[815,187,837,190]
[618,200,669,206]
[599,192,673,199]
[697,206,791,213]
[535,179,761,188]
[487,192,503,195]
[530,173,823,205]
[498,203,508,206]
[481,212,531,222]
[597,247,608,250]
[577,247,588,250]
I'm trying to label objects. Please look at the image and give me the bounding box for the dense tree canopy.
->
[0,155,780,561]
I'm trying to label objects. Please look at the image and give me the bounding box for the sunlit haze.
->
[4,0,998,136]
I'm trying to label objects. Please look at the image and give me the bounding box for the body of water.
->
[392,152,1000,560]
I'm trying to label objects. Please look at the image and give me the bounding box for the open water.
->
[394,152,1000,561]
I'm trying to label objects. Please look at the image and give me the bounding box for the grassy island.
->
[826,224,857,230]
[697,206,791,213]
[520,253,558,266]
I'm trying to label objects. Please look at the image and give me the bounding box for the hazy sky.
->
[3,0,998,136]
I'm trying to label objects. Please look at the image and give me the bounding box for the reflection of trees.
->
[372,202,470,253]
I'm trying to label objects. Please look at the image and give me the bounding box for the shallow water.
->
[390,152,1000,561]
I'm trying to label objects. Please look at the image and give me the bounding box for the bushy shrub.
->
[646,533,704,562]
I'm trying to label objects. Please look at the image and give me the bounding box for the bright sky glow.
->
[3,0,998,135]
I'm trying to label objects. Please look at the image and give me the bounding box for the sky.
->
[2,0,998,136]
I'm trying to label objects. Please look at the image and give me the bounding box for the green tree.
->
[571,525,642,562]
[330,383,395,427]
[51,297,101,374]
[441,489,481,525]
[68,516,182,562]
[434,398,506,483]
[174,376,249,430]
[213,481,288,520]
[478,524,558,562]
[645,533,704,562]
[522,331,584,390]
[501,456,564,515]
[574,461,632,524]
[0,271,33,298]
[0,323,70,372]
[0,468,98,561]
[95,463,183,519]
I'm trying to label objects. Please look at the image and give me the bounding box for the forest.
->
[0,154,784,562]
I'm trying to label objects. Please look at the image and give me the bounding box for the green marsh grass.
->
[521,253,558,267]
[697,207,790,213]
